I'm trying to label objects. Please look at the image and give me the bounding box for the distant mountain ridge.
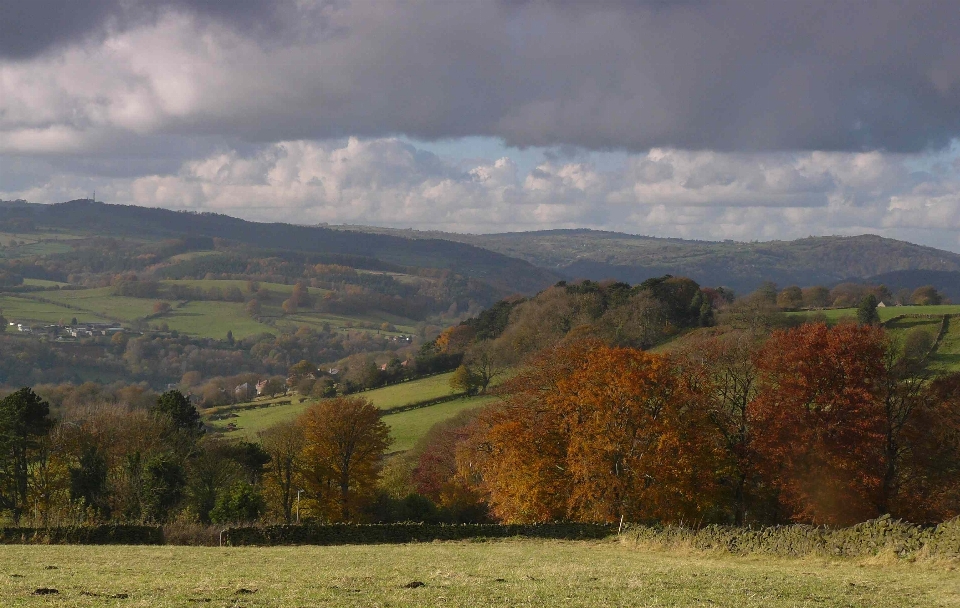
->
[333,225,960,296]
[6,200,958,298]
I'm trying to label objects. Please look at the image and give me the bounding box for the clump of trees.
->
[0,388,400,526]
[446,324,960,526]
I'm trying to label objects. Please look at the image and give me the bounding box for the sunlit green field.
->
[204,372,492,450]
[0,540,956,607]
[386,394,495,451]
[0,295,110,324]
[884,316,943,342]
[361,372,458,409]
[789,305,960,323]
[931,316,960,372]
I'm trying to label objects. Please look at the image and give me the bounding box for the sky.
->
[2,1,960,251]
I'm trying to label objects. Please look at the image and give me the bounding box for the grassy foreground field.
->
[1,539,957,607]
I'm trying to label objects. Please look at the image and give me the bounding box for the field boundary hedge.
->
[221,523,614,546]
[380,392,469,416]
[624,515,960,559]
[0,525,163,545]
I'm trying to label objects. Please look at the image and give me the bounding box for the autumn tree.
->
[449,365,480,396]
[245,299,261,317]
[801,286,831,308]
[463,340,507,393]
[298,397,391,521]
[673,329,766,524]
[910,285,943,306]
[259,421,305,523]
[460,340,719,524]
[894,373,960,521]
[776,286,803,309]
[153,301,172,315]
[751,323,888,525]
[291,282,311,308]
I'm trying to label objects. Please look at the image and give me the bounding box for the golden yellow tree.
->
[259,421,305,523]
[298,397,391,521]
[459,340,719,524]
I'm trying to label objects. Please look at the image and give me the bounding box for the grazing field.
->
[2,280,421,340]
[203,373,493,450]
[387,394,496,451]
[788,305,960,323]
[362,372,458,410]
[0,294,110,324]
[0,539,957,607]
[931,316,960,372]
[884,316,943,343]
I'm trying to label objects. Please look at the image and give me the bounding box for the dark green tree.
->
[142,454,186,522]
[210,482,265,524]
[0,388,53,522]
[152,390,203,434]
[857,294,881,326]
[69,445,110,519]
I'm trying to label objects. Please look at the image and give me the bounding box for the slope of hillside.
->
[1,200,557,295]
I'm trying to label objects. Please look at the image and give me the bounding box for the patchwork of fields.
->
[0,280,421,340]
[0,540,956,607]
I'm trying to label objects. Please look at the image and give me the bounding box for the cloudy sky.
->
[3,1,960,251]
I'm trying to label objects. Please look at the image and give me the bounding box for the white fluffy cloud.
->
[4,137,960,251]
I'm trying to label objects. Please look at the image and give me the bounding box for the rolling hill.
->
[0,200,558,296]
[334,225,960,296]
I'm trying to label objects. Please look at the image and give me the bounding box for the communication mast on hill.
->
[91,191,96,203]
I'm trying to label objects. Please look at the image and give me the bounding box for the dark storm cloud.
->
[0,0,295,59]
[310,0,960,153]
[4,0,960,153]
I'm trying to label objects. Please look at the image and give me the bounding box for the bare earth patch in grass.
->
[1,539,958,607]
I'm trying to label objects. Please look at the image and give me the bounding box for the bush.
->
[210,482,266,524]
[625,515,960,559]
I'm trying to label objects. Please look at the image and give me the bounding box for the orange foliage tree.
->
[750,322,888,525]
[298,397,391,521]
[458,340,719,524]
[672,329,767,524]
[892,372,960,522]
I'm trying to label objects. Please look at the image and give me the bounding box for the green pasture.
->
[386,394,495,451]
[206,398,314,438]
[1,539,956,607]
[362,372,457,410]
[788,305,960,323]
[0,295,109,324]
[884,316,943,343]
[204,372,490,450]
[37,288,156,320]
[4,278,421,339]
[931,316,960,372]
